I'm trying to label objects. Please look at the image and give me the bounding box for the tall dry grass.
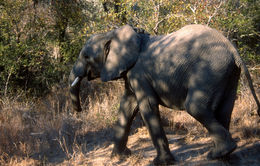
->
[0,79,124,165]
[0,76,259,165]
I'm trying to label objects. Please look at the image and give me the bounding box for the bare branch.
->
[153,18,164,34]
[189,5,197,13]
[190,4,198,24]
[153,13,180,34]
[207,1,224,26]
[152,0,161,34]
[4,67,13,97]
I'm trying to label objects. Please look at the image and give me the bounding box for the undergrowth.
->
[0,76,259,165]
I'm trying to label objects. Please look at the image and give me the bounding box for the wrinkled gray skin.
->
[69,25,260,165]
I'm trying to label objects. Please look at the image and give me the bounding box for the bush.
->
[0,0,88,96]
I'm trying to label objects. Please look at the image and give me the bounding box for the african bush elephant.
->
[69,24,260,165]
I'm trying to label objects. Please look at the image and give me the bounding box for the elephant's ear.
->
[101,25,141,82]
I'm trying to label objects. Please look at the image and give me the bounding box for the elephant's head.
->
[69,25,142,112]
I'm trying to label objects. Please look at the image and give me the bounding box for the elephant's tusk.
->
[71,77,80,87]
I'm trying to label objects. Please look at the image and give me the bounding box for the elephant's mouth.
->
[70,70,99,88]
[87,70,99,81]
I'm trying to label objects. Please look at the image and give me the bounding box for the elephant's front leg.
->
[130,80,176,165]
[138,97,176,165]
[112,88,139,158]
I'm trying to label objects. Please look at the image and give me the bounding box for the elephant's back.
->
[146,24,236,71]
[147,24,228,56]
[170,24,222,39]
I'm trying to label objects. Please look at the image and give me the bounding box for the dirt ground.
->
[40,107,259,166]
[63,124,260,166]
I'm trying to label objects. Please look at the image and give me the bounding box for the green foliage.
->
[213,0,260,63]
[0,0,259,97]
[0,0,90,96]
[103,0,259,64]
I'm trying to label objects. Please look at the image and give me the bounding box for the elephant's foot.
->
[207,139,237,159]
[111,147,131,159]
[153,153,176,166]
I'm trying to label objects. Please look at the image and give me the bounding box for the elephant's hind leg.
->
[185,89,236,159]
[112,86,139,158]
[215,67,240,130]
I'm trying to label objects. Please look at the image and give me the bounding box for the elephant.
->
[69,24,260,165]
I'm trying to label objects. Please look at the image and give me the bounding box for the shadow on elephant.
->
[69,24,260,165]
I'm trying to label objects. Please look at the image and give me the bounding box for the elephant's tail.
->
[233,49,260,116]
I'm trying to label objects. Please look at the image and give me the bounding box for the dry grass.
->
[0,79,124,165]
[0,77,259,165]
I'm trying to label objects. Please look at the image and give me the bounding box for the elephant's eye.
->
[86,56,95,64]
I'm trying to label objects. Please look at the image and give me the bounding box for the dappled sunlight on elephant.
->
[69,24,260,165]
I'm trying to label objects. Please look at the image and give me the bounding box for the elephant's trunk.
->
[69,51,90,112]
[69,69,83,112]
